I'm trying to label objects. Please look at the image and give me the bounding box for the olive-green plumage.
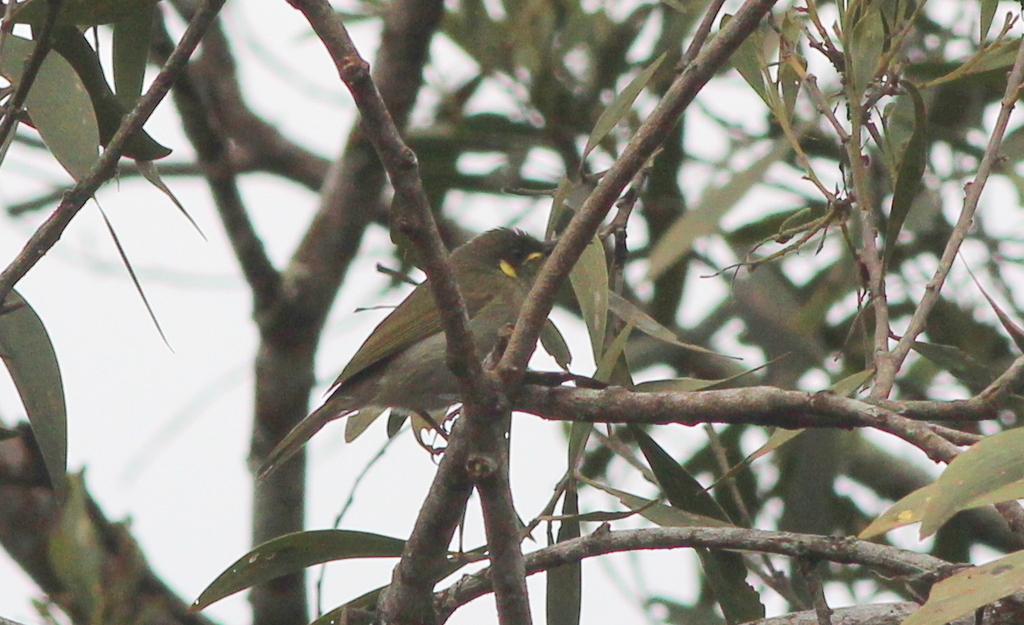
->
[258,228,552,478]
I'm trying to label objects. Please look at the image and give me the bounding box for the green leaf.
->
[136,161,206,239]
[911,341,1000,388]
[962,265,1024,353]
[918,428,1024,537]
[902,550,1024,625]
[980,0,998,41]
[634,378,725,392]
[631,427,764,623]
[546,489,581,625]
[647,135,792,280]
[830,368,875,397]
[569,236,608,359]
[594,323,632,382]
[49,26,172,161]
[541,319,573,370]
[0,35,99,180]
[858,481,933,539]
[112,2,156,110]
[0,290,67,497]
[11,0,159,26]
[849,8,886,95]
[632,426,731,522]
[607,291,733,358]
[583,52,667,162]
[919,38,1022,90]
[583,479,734,528]
[712,428,805,489]
[884,82,928,267]
[192,530,405,610]
[726,14,771,107]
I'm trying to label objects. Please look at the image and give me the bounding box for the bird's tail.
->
[257,403,362,480]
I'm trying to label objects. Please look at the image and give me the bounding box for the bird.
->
[258,228,554,479]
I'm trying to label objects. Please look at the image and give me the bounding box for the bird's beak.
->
[537,239,558,257]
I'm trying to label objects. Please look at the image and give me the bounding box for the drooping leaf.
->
[96,206,171,347]
[912,341,1001,388]
[962,264,1024,352]
[918,38,1022,90]
[112,1,156,110]
[830,368,875,397]
[631,426,764,623]
[49,25,172,160]
[136,161,206,239]
[726,13,772,107]
[541,319,573,370]
[569,236,608,359]
[583,479,734,528]
[594,323,632,382]
[901,550,1024,625]
[0,35,99,179]
[980,0,998,41]
[884,82,928,267]
[192,530,405,610]
[711,369,872,487]
[0,290,67,496]
[11,0,159,27]
[849,7,886,95]
[546,489,581,625]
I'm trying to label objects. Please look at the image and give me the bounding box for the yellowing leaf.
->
[902,551,1024,625]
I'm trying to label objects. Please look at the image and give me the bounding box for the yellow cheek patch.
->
[500,260,518,278]
[526,251,544,261]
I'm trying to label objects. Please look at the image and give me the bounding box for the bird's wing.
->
[331,279,496,389]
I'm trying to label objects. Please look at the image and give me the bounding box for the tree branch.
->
[436,525,955,622]
[497,0,781,383]
[0,0,227,306]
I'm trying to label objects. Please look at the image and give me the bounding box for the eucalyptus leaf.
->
[0,290,67,496]
[0,35,99,179]
[547,489,582,625]
[849,8,885,95]
[918,427,1024,537]
[884,82,928,267]
[902,550,1024,625]
[583,52,667,162]
[112,1,156,110]
[193,530,405,610]
[569,236,608,359]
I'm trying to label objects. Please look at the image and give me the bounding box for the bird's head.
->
[451,228,554,286]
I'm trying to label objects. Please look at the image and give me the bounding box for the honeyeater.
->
[258,228,553,478]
